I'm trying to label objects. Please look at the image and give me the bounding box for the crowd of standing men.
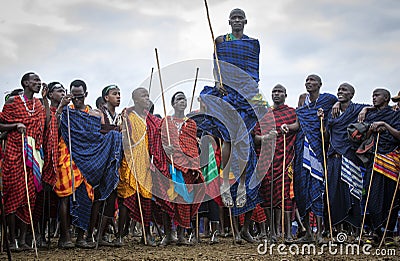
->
[0,7,399,256]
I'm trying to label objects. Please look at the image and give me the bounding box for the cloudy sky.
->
[0,0,399,114]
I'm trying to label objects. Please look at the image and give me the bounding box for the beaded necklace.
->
[104,108,118,125]
[20,94,35,116]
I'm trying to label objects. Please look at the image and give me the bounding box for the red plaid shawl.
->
[157,116,205,227]
[254,104,297,209]
[0,95,45,223]
[42,106,59,186]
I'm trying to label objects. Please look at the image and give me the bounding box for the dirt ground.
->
[2,234,399,261]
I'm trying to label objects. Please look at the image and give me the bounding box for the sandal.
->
[236,184,247,208]
[220,184,234,207]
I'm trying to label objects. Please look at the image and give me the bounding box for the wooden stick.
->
[66,106,76,202]
[359,133,380,246]
[123,116,147,245]
[378,167,400,248]
[189,67,200,112]
[155,48,175,173]
[204,0,225,94]
[218,138,236,244]
[148,67,154,94]
[281,134,286,240]
[21,133,38,258]
[320,117,333,241]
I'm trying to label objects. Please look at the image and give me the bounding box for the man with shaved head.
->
[198,7,267,243]
[317,83,368,237]
[283,74,337,243]
[361,88,400,245]
[254,84,297,243]
[116,87,158,246]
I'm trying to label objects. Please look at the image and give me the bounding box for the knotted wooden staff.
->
[378,171,400,248]
[358,133,380,246]
[148,67,154,94]
[21,133,38,258]
[155,48,175,174]
[281,133,286,240]
[123,115,147,245]
[66,106,76,202]
[320,116,333,241]
[189,67,200,112]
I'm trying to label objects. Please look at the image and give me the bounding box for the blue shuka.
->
[294,93,337,218]
[60,107,122,230]
[198,35,266,214]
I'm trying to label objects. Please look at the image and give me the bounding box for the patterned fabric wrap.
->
[294,93,337,218]
[341,156,364,200]
[0,95,45,223]
[24,136,44,192]
[327,102,368,156]
[216,35,260,97]
[199,34,267,146]
[328,155,362,227]
[362,107,400,230]
[364,106,400,154]
[254,105,297,211]
[118,111,152,199]
[325,102,366,202]
[123,194,152,226]
[373,149,400,182]
[54,137,92,199]
[159,116,205,227]
[42,106,60,186]
[146,114,175,218]
[60,106,122,230]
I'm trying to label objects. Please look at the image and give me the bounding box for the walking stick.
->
[358,133,380,246]
[96,200,107,249]
[204,0,225,95]
[21,133,38,258]
[378,170,400,248]
[0,190,12,260]
[123,116,147,245]
[320,116,333,241]
[218,139,236,245]
[155,48,176,175]
[47,190,51,249]
[281,133,286,240]
[189,67,200,112]
[148,67,154,94]
[270,157,274,244]
[66,107,76,202]
[41,188,46,247]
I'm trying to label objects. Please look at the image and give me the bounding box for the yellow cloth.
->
[118,111,152,199]
[54,137,94,200]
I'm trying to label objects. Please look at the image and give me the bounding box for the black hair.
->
[47,82,65,99]
[101,84,119,100]
[70,79,87,92]
[20,72,35,88]
[96,96,105,109]
[171,91,185,106]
